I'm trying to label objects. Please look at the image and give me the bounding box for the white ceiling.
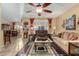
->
[1,3,24,22]
[1,3,77,22]
[23,3,77,18]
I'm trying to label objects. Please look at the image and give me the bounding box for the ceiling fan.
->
[26,3,52,16]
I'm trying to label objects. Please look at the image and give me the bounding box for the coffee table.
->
[34,37,52,52]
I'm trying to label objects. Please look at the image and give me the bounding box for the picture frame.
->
[66,15,76,30]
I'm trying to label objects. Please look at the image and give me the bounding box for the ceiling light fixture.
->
[36,6,43,13]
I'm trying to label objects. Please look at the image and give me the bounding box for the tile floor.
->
[0,37,28,56]
[0,37,61,56]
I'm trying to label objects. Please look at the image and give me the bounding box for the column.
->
[0,4,4,48]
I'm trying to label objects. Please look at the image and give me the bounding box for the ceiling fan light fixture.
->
[36,6,43,13]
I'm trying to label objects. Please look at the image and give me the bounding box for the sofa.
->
[53,32,79,55]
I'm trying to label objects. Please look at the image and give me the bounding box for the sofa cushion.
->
[68,33,74,40]
[62,32,70,40]
[66,32,79,40]
[57,32,79,41]
[71,33,78,40]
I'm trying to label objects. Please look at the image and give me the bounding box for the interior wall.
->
[0,4,4,48]
[51,18,56,34]
[55,4,79,34]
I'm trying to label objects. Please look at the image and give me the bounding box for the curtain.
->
[48,18,52,28]
[30,18,34,27]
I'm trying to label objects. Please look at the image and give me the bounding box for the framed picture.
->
[66,15,76,30]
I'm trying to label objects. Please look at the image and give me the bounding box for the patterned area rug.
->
[16,41,33,56]
[28,43,56,56]
[16,42,60,56]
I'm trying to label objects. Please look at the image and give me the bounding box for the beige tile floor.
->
[0,37,28,56]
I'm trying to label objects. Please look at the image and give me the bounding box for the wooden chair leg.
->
[4,37,6,45]
[4,36,11,45]
[9,36,11,43]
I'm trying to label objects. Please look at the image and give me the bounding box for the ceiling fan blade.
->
[43,10,52,13]
[29,3,36,7]
[43,3,51,8]
[26,10,32,13]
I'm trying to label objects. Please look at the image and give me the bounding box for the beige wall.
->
[51,18,56,34]
[0,4,4,48]
[55,4,79,34]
